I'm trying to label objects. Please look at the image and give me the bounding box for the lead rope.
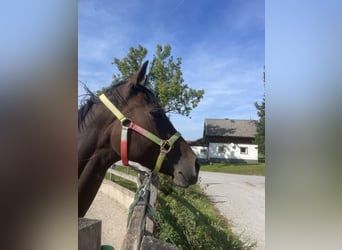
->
[126,173,152,227]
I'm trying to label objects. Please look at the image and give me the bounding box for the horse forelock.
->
[132,84,159,104]
[106,80,160,108]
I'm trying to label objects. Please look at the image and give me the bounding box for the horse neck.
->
[78,104,121,174]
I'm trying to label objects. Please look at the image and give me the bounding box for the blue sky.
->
[78,0,264,140]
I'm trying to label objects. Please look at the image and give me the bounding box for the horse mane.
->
[78,83,98,130]
[78,79,159,130]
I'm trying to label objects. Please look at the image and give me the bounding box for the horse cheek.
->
[109,124,121,155]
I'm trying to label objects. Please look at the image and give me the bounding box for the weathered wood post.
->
[121,191,149,250]
[145,174,159,235]
[78,218,101,250]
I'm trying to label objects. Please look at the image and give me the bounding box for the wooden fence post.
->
[145,174,159,235]
[121,193,148,250]
[78,218,101,250]
[105,167,177,249]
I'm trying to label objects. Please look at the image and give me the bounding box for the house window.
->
[218,145,225,153]
[240,147,248,154]
[200,148,207,155]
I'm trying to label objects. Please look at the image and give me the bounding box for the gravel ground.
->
[85,189,128,249]
[199,171,265,250]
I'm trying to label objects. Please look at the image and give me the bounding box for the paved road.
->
[199,171,265,250]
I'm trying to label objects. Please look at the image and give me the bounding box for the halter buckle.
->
[160,140,172,154]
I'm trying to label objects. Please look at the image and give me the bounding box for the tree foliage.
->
[254,67,265,157]
[112,45,148,82]
[254,97,265,156]
[112,44,204,117]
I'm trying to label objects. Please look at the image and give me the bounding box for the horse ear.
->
[130,60,149,86]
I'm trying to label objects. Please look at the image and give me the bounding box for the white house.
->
[188,138,208,163]
[206,142,258,163]
[203,118,258,163]
[190,146,208,160]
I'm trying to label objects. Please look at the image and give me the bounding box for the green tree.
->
[254,98,265,156]
[112,45,148,82]
[112,44,204,117]
[254,67,265,156]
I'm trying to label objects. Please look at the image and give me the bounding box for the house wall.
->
[190,146,208,160]
[208,142,258,163]
[205,136,254,145]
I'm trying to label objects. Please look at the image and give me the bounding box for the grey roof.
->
[204,118,257,138]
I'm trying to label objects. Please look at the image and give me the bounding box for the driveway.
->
[199,171,265,250]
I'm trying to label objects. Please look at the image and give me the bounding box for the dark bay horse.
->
[78,61,199,217]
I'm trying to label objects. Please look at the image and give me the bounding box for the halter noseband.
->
[99,94,181,174]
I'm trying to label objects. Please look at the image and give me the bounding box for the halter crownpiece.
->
[99,93,181,174]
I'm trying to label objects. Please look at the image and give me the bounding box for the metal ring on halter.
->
[160,140,172,154]
[121,118,132,127]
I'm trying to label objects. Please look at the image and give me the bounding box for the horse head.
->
[105,61,199,187]
[78,61,199,216]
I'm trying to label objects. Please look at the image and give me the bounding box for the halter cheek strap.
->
[99,94,181,174]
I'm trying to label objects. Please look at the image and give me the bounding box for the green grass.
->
[104,167,137,192]
[111,165,138,176]
[200,162,265,176]
[155,178,255,249]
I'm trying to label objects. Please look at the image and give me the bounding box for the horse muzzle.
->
[172,158,200,187]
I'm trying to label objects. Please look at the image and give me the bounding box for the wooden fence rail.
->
[107,168,137,183]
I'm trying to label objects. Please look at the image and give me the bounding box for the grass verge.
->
[104,168,137,192]
[155,179,255,249]
[105,165,257,249]
[200,162,265,176]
